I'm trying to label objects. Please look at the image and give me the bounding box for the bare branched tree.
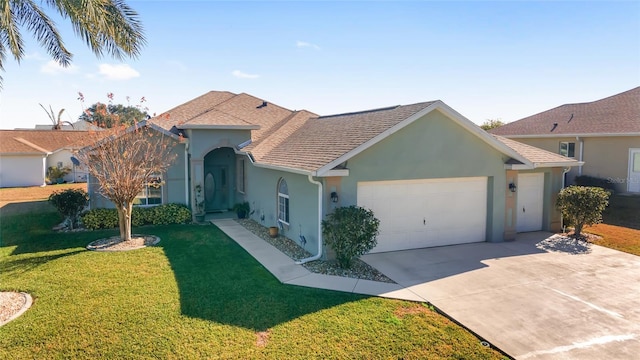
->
[77,122,178,241]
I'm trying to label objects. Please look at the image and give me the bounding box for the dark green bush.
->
[322,205,380,269]
[556,186,610,237]
[81,204,192,230]
[82,208,119,230]
[48,189,89,229]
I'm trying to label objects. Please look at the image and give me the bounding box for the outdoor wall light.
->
[330,191,339,203]
[509,182,517,193]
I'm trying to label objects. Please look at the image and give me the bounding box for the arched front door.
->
[203,147,235,212]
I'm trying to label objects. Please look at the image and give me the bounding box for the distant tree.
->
[39,104,71,130]
[76,121,179,242]
[79,103,148,128]
[0,0,145,87]
[556,186,610,237]
[480,119,505,131]
[77,93,149,128]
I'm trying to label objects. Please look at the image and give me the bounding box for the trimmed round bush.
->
[322,205,380,269]
[48,189,89,229]
[556,185,610,236]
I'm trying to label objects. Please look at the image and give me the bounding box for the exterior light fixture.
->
[330,191,339,203]
[509,182,517,193]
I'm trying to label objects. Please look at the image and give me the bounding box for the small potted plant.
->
[233,202,250,219]
[194,184,206,222]
[269,225,279,238]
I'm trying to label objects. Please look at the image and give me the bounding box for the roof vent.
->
[551,123,558,132]
[256,101,267,109]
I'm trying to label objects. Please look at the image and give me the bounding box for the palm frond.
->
[51,0,145,59]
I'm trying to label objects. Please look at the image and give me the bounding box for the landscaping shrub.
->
[48,188,89,229]
[556,186,610,237]
[147,203,192,225]
[81,204,192,230]
[322,205,380,269]
[574,175,616,192]
[81,208,119,230]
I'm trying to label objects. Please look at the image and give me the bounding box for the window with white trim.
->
[134,174,163,206]
[559,142,575,158]
[277,178,289,225]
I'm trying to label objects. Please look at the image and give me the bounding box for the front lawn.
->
[584,194,640,256]
[0,209,503,359]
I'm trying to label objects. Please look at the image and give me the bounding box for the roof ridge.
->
[13,137,51,153]
[319,105,400,119]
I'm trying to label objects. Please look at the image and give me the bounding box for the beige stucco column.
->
[504,170,518,240]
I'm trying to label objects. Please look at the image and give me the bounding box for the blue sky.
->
[1,1,638,129]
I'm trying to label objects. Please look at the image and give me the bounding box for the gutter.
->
[295,174,323,264]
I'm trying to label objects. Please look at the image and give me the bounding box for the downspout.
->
[296,174,323,264]
[576,136,584,176]
[561,167,572,231]
[184,141,190,205]
[41,155,48,187]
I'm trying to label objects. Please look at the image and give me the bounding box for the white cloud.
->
[40,60,78,74]
[296,40,320,50]
[98,63,140,80]
[232,70,260,79]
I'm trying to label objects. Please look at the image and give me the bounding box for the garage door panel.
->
[358,177,487,253]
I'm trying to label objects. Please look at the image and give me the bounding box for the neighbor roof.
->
[0,130,95,155]
[490,87,640,137]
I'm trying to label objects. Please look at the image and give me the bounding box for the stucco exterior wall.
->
[88,142,188,209]
[244,165,321,256]
[339,109,509,242]
[47,149,88,183]
[513,136,640,192]
[0,154,45,188]
[186,129,251,160]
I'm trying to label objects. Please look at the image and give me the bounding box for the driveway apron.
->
[362,232,640,360]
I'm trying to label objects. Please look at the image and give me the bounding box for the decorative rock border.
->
[0,292,33,327]
[86,235,161,252]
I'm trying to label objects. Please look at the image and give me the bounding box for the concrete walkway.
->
[212,219,424,301]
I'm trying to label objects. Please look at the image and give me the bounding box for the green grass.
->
[602,194,640,230]
[1,209,504,359]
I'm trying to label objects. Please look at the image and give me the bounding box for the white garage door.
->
[357,177,488,253]
[516,173,544,232]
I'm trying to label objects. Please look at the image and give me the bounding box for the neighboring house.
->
[87,91,579,259]
[30,120,103,131]
[0,130,93,188]
[490,87,640,193]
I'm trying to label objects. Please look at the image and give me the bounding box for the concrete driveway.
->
[361,232,640,359]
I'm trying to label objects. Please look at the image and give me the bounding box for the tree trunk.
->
[117,202,133,241]
[574,223,583,237]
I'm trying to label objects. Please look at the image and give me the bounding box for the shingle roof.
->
[493,135,577,165]
[0,130,95,154]
[251,102,436,171]
[150,92,300,144]
[490,87,640,136]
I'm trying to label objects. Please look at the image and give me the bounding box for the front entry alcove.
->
[203,147,236,212]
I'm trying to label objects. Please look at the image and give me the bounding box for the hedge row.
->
[82,203,192,230]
